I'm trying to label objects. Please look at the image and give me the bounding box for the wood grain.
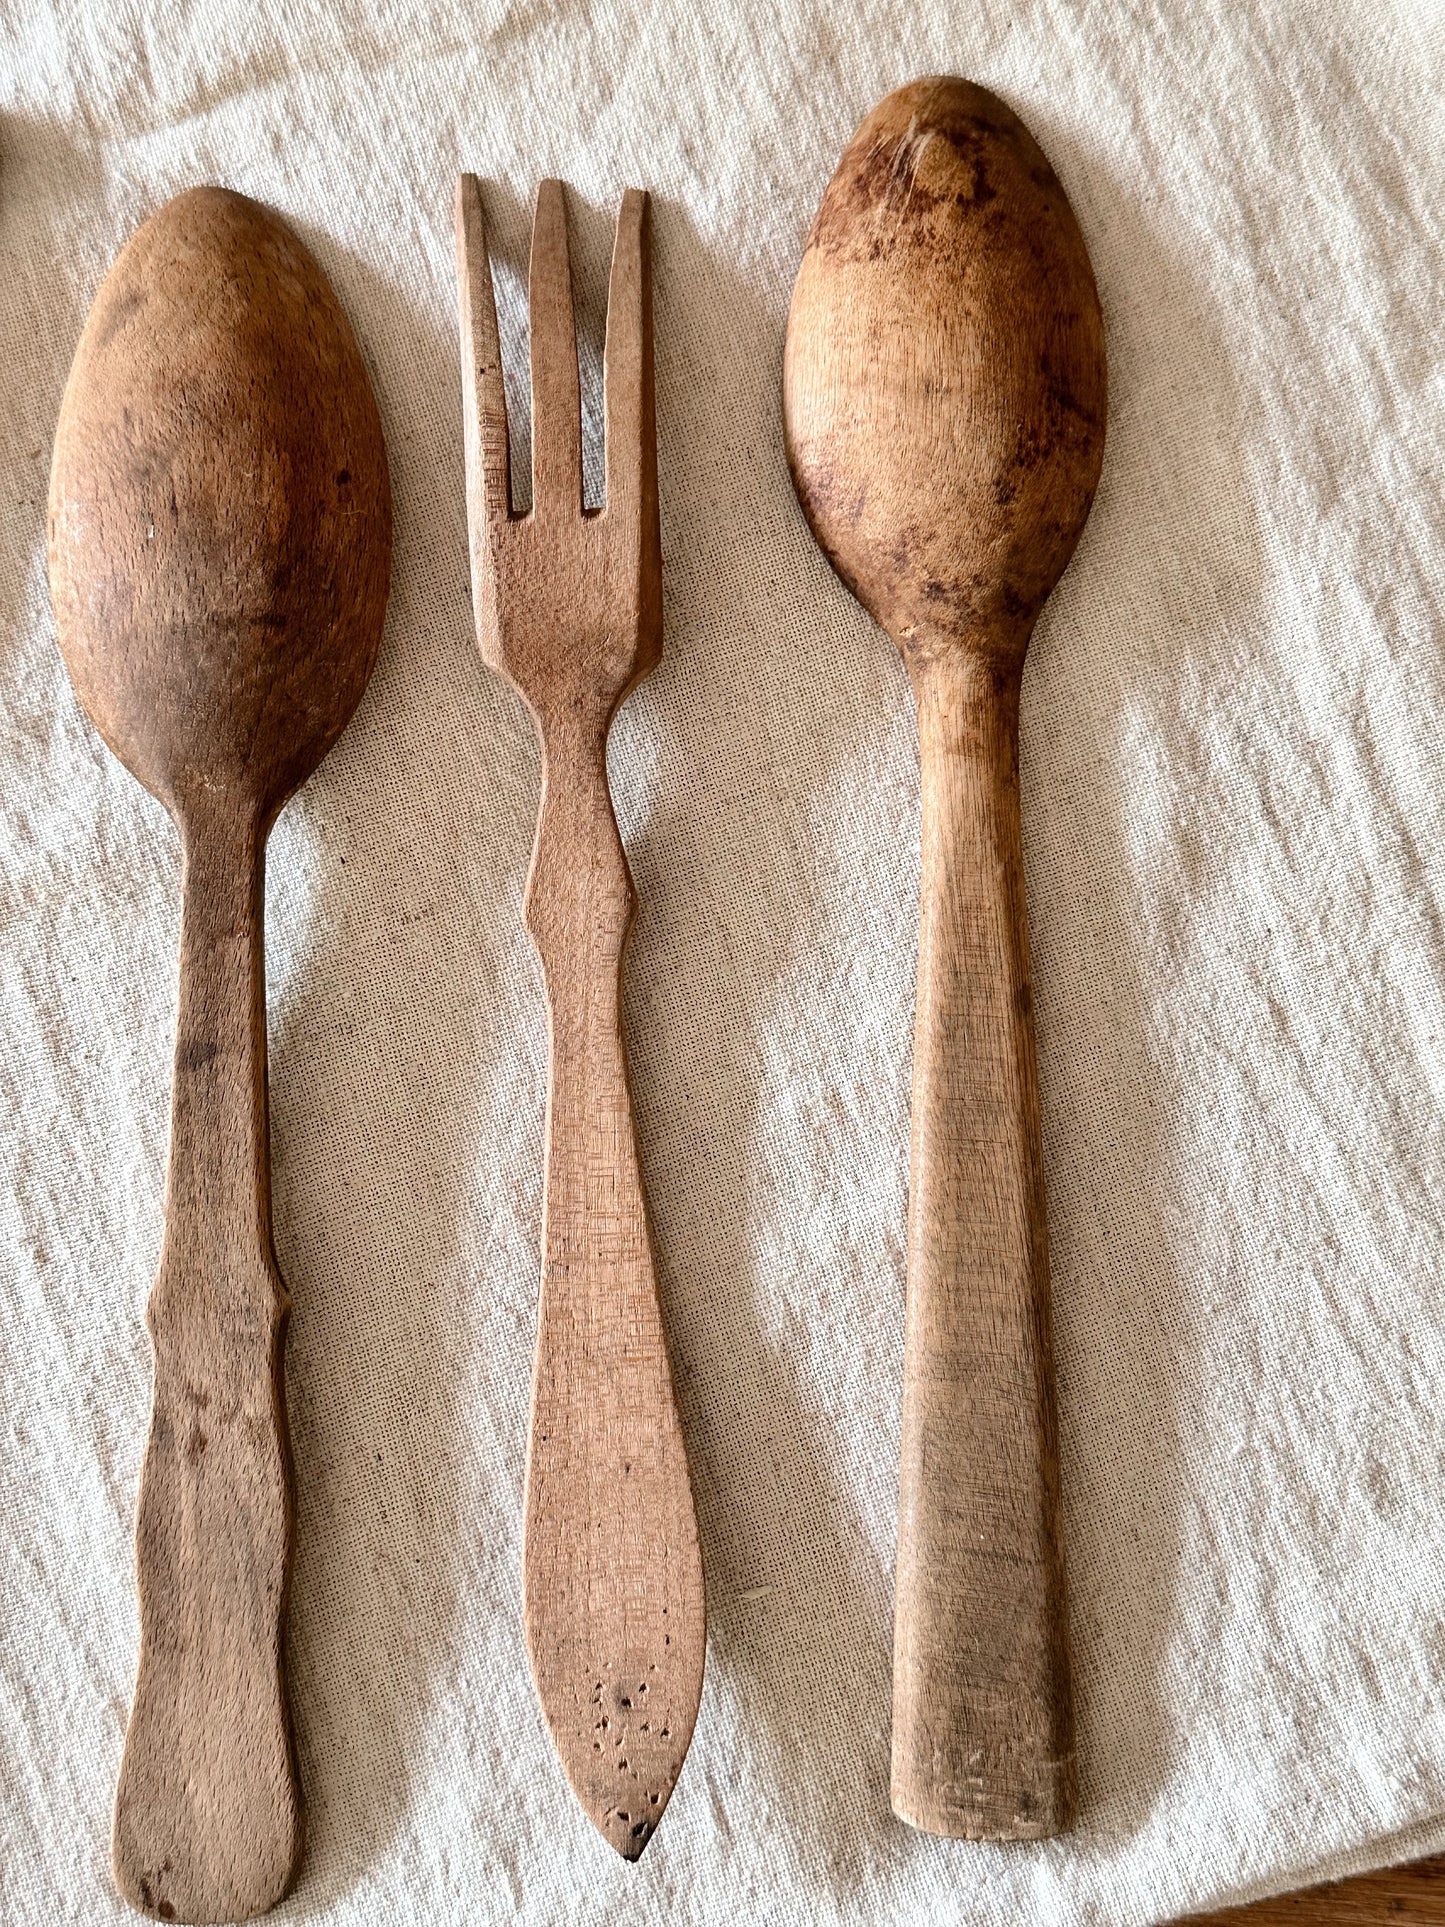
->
[455,175,705,1860]
[1183,1855,1445,1924]
[783,78,1106,1839]
[47,186,391,1921]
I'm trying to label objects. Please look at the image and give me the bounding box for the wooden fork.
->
[454,175,705,1859]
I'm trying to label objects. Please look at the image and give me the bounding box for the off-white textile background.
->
[3,1,1444,1921]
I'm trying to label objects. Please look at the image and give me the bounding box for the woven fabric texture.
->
[2,2,1444,1921]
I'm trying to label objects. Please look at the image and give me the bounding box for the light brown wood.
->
[1182,1854,1445,1924]
[47,187,392,1922]
[455,175,705,1860]
[783,78,1107,1840]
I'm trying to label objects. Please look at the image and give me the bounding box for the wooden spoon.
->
[47,187,391,1922]
[783,79,1106,1840]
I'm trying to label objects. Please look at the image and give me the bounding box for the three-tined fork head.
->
[455,175,663,735]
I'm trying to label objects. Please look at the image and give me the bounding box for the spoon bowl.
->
[50,186,389,823]
[785,77,1105,666]
[785,78,1106,1842]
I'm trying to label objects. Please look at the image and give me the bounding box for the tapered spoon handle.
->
[113,806,300,1925]
[891,651,1074,1841]
[521,724,705,1862]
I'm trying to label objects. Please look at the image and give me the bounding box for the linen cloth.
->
[3,1,1445,1920]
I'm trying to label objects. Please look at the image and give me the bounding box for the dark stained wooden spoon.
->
[47,187,391,1922]
[784,79,1106,1840]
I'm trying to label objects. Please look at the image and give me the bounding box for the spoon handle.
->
[892,652,1074,1841]
[113,807,301,1923]
[520,726,705,1861]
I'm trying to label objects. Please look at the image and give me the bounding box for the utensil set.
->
[45,76,1104,1922]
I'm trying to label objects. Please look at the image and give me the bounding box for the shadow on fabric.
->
[268,207,536,1909]
[1016,103,1268,1852]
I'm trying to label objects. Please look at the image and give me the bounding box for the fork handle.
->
[891,651,1074,1840]
[113,803,301,1923]
[521,722,705,1861]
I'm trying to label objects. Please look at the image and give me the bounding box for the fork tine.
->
[529,179,582,519]
[603,188,657,540]
[454,173,512,525]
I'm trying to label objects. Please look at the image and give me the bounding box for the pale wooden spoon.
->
[47,187,391,1922]
[784,78,1107,1840]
